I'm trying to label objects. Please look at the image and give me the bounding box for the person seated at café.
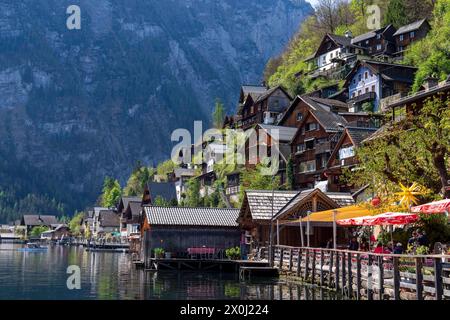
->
[373,242,390,254]
[417,230,429,247]
[393,243,404,254]
[359,237,369,252]
[348,237,359,251]
[408,231,418,246]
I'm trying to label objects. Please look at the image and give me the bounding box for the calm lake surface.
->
[0,243,341,300]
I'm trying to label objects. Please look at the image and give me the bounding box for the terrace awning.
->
[411,199,450,214]
[337,212,418,226]
[280,205,372,225]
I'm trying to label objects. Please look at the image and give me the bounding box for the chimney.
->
[422,76,439,91]
[344,30,353,39]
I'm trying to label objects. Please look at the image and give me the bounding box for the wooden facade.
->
[351,25,397,57]
[393,19,431,57]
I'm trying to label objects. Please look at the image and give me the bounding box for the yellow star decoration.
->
[395,182,426,210]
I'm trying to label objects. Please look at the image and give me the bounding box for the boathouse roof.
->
[21,215,58,227]
[240,190,300,221]
[144,206,240,227]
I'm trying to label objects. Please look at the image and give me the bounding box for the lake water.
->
[0,243,341,300]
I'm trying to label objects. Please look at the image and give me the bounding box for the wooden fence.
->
[269,245,450,300]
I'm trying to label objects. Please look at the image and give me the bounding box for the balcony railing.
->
[315,141,332,155]
[349,91,376,104]
[331,156,359,168]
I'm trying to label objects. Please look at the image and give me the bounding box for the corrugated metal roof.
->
[244,190,299,221]
[393,19,427,36]
[144,206,240,227]
[258,124,298,142]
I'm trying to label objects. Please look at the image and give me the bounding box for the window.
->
[330,52,333,59]
[296,112,303,122]
[399,46,404,52]
[305,122,318,132]
[353,79,356,85]
[371,85,375,92]
[339,146,355,159]
[250,106,254,114]
[358,74,362,82]
[399,34,404,41]
[305,139,315,150]
[410,31,415,38]
[365,88,369,93]
[365,72,368,79]
[376,44,382,51]
[376,34,381,40]
[352,92,356,98]
[296,144,305,153]
[358,90,362,96]
[299,160,316,173]
[365,40,369,45]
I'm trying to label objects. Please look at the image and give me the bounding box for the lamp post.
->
[306,210,311,247]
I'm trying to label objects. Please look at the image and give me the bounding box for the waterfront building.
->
[20,215,58,234]
[40,224,70,241]
[141,206,241,260]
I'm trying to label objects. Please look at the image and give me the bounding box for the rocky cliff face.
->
[0,0,312,220]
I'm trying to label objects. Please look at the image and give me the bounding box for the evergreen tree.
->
[383,0,409,28]
[212,99,225,129]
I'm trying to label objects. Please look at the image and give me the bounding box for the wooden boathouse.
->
[141,206,242,269]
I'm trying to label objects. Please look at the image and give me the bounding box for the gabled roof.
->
[99,210,120,228]
[273,189,342,220]
[351,24,395,44]
[299,95,348,133]
[326,127,378,168]
[257,124,298,142]
[240,190,299,221]
[147,182,177,203]
[21,215,58,227]
[174,168,196,178]
[343,60,417,87]
[313,34,356,58]
[393,19,429,36]
[253,85,293,105]
[309,96,349,110]
[117,196,141,212]
[144,206,239,227]
[240,85,268,103]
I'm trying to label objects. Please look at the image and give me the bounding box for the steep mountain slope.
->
[0,0,312,222]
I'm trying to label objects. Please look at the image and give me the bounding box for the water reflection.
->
[0,244,341,300]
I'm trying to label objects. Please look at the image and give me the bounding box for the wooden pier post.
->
[328,251,334,287]
[320,250,324,287]
[434,258,443,300]
[311,250,317,285]
[279,247,284,270]
[296,249,302,277]
[393,256,400,300]
[347,252,352,298]
[335,252,340,291]
[304,249,310,281]
[415,257,423,300]
[289,248,293,272]
[378,256,384,300]
[356,253,361,300]
[367,254,373,300]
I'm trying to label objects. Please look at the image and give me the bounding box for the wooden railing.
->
[269,245,450,300]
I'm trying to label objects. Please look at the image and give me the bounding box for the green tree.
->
[123,165,154,196]
[68,211,84,236]
[404,0,450,91]
[383,0,409,28]
[212,99,225,129]
[286,158,295,190]
[101,177,122,208]
[185,178,201,207]
[30,226,49,237]
[239,164,281,204]
[156,160,175,180]
[349,95,450,198]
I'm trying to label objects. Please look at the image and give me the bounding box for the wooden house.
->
[142,182,178,206]
[236,85,292,130]
[97,210,120,237]
[173,168,196,203]
[325,127,378,192]
[393,19,431,58]
[351,24,397,58]
[238,189,355,249]
[271,189,355,247]
[287,96,349,190]
[41,224,70,241]
[344,60,417,112]
[20,215,58,234]
[117,196,142,240]
[141,206,241,259]
[388,76,450,121]
[310,33,364,73]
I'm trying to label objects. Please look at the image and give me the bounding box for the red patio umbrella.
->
[411,199,450,214]
[338,212,419,226]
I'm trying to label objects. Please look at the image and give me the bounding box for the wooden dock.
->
[144,258,270,273]
[269,245,450,300]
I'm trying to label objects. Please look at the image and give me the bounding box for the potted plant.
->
[226,247,241,260]
[154,247,165,259]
